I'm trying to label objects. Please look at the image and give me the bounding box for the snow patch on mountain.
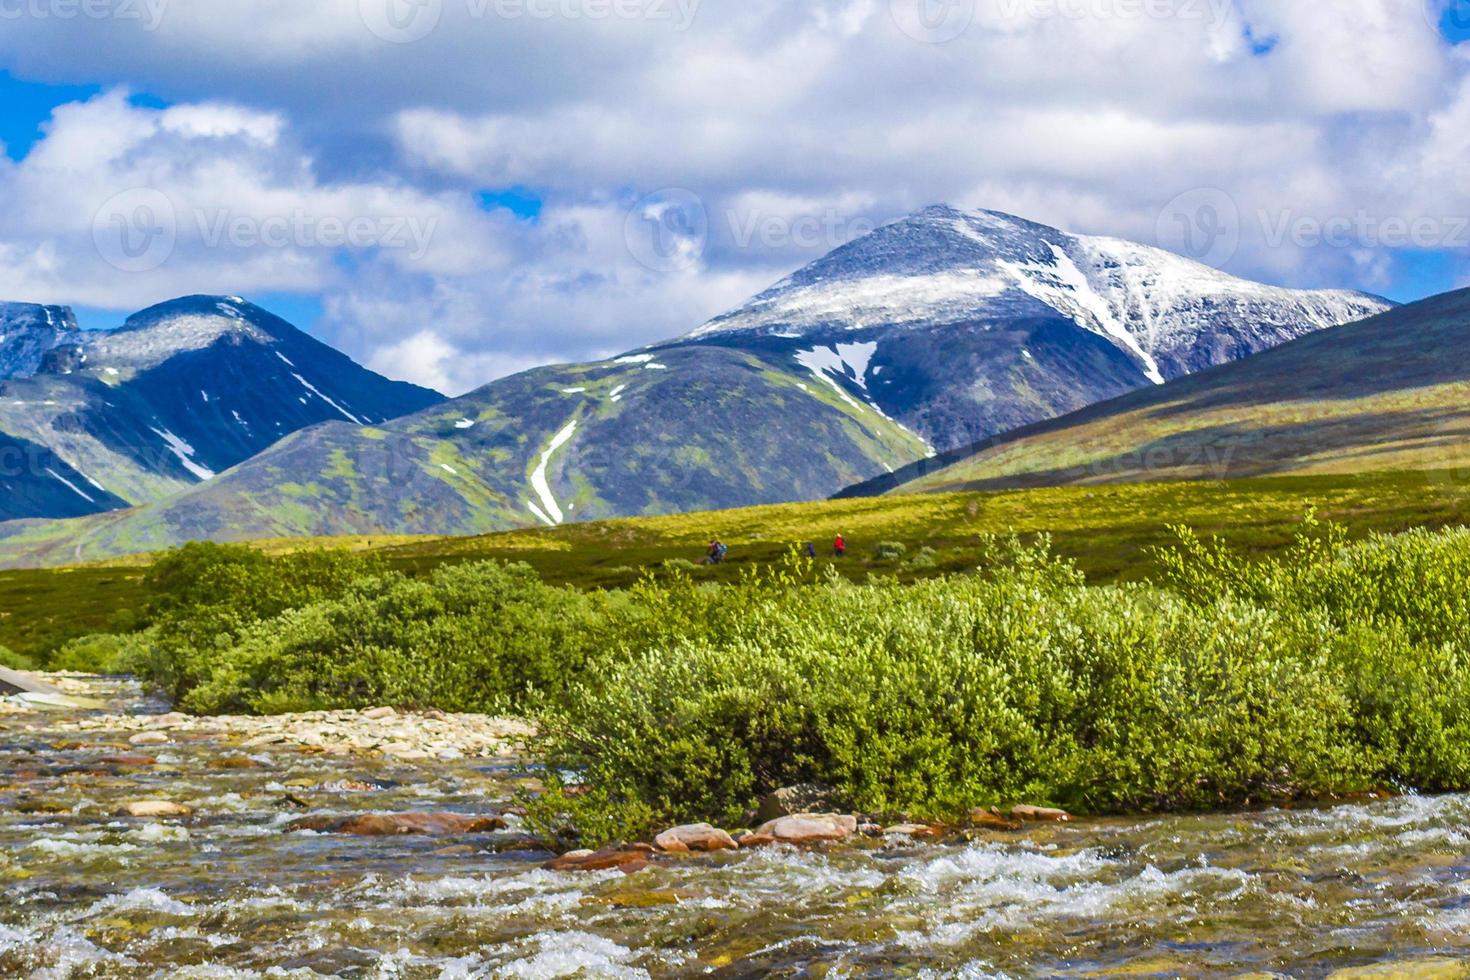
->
[528,419,578,526]
[291,372,361,423]
[1002,244,1166,385]
[45,468,95,503]
[149,427,215,481]
[795,347,865,411]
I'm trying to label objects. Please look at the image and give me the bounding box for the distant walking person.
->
[705,539,728,565]
[833,534,846,558]
[804,542,817,559]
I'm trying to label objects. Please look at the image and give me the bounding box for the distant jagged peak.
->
[0,302,81,380]
[0,301,78,332]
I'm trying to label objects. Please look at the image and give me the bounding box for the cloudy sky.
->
[0,0,1467,393]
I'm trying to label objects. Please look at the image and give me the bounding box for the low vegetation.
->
[5,468,1470,662]
[26,512,1470,847]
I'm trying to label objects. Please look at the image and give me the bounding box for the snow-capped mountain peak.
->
[91,295,281,370]
[684,205,1393,384]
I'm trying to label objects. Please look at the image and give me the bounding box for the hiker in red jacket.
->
[833,534,846,558]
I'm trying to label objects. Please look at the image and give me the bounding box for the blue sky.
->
[0,1,1466,391]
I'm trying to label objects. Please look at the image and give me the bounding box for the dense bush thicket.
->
[0,645,34,670]
[76,523,1470,842]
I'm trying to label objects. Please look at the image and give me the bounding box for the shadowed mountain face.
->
[856,288,1470,498]
[0,296,443,522]
[0,207,1393,566]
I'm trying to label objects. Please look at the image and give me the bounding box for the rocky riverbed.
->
[7,676,1470,977]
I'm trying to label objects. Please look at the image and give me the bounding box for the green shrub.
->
[0,645,34,671]
[872,541,907,561]
[139,542,384,700]
[535,530,1470,843]
[48,632,154,674]
[902,546,938,570]
[179,561,610,715]
[661,558,700,573]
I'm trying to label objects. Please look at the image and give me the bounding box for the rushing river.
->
[4,680,1470,978]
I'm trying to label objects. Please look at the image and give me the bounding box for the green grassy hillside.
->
[0,345,927,568]
[871,288,1470,495]
[5,468,1469,661]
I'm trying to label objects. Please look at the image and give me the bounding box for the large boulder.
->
[754,813,857,844]
[653,823,738,853]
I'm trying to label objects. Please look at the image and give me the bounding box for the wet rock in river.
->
[361,706,397,720]
[544,843,656,874]
[128,731,170,746]
[754,813,857,844]
[1011,804,1071,823]
[653,823,738,853]
[969,807,1024,831]
[98,754,156,767]
[117,800,192,818]
[882,823,943,839]
[286,812,507,836]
